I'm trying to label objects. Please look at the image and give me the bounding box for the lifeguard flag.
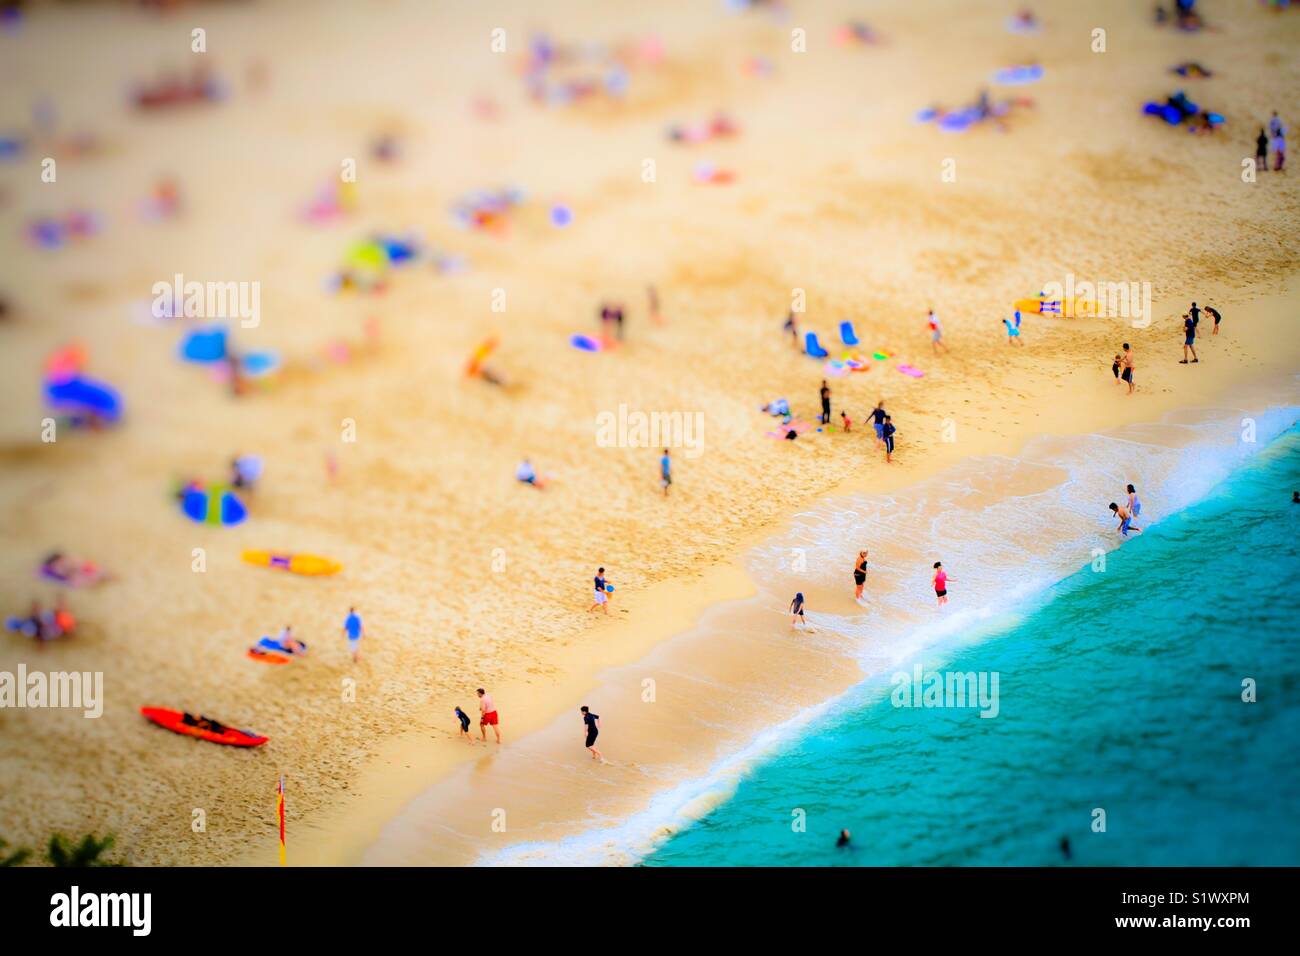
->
[277,776,286,866]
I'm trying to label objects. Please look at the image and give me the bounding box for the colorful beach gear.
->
[182,484,247,526]
[242,550,341,576]
[140,707,268,748]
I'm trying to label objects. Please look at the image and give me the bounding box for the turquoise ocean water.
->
[645,426,1300,866]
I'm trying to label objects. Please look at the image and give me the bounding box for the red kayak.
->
[140,707,268,747]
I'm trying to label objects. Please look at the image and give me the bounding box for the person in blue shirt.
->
[660,449,672,497]
[343,606,364,662]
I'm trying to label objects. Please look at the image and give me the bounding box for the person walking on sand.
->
[581,705,603,760]
[343,606,364,662]
[927,309,948,354]
[840,410,852,432]
[853,550,869,604]
[1121,343,1135,395]
[783,311,800,350]
[933,561,954,607]
[790,591,809,631]
[589,567,611,614]
[660,449,672,497]
[477,687,501,744]
[1272,126,1286,172]
[820,379,832,425]
[1180,312,1199,364]
[1109,502,1142,537]
[870,400,888,447]
[882,415,897,463]
[454,706,473,743]
[1256,127,1270,172]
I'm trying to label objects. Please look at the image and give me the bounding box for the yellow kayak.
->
[241,550,342,577]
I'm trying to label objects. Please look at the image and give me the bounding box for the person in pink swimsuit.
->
[933,561,954,607]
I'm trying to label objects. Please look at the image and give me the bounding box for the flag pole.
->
[277,775,286,866]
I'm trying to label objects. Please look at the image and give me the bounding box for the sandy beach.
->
[0,0,1297,868]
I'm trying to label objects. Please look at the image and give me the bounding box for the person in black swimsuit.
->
[820,380,831,425]
[853,550,868,603]
[581,705,602,760]
[882,416,897,463]
[454,707,473,742]
[1205,305,1221,335]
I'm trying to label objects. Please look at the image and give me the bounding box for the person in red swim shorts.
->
[477,687,501,744]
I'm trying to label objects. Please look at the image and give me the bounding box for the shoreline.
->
[281,282,1300,867]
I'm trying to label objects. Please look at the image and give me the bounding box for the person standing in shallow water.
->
[581,705,602,760]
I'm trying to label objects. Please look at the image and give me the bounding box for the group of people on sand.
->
[454,687,602,760]
[817,384,899,463]
[1109,300,1220,396]
[1255,111,1287,172]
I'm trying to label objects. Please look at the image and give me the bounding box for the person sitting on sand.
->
[275,625,307,655]
[516,458,548,489]
[1109,502,1142,537]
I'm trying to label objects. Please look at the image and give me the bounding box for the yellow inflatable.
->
[1013,297,1100,318]
[242,550,342,577]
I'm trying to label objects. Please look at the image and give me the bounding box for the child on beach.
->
[1121,343,1135,395]
[927,309,947,354]
[853,550,868,603]
[840,410,852,432]
[1127,484,1143,520]
[343,607,364,662]
[820,380,831,425]
[660,449,672,496]
[581,705,602,760]
[882,415,897,463]
[454,706,473,742]
[589,567,611,614]
[1109,502,1142,537]
[932,562,953,607]
[1112,352,1123,384]
[1003,313,1022,345]
[477,688,501,744]
[790,592,809,630]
